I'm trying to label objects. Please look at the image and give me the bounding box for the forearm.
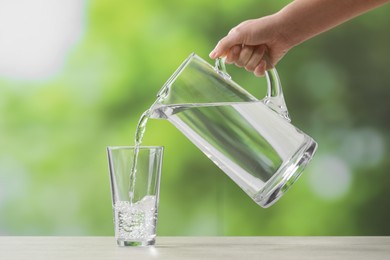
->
[277,0,390,47]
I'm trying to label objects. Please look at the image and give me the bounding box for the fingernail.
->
[209,50,217,59]
[255,61,266,77]
[259,60,265,69]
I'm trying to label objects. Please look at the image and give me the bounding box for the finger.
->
[209,31,243,59]
[254,60,266,77]
[235,45,254,67]
[225,45,241,64]
[244,45,266,72]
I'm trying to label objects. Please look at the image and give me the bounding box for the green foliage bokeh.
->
[0,0,389,236]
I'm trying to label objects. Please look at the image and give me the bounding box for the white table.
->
[0,236,389,259]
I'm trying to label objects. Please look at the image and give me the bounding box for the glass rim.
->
[107,145,164,151]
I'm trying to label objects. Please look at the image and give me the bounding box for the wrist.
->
[268,11,297,55]
[273,9,303,49]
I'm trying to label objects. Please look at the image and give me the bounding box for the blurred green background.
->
[0,0,389,236]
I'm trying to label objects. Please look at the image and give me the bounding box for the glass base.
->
[254,137,318,208]
[117,239,155,247]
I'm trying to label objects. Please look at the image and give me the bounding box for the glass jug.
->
[149,53,317,208]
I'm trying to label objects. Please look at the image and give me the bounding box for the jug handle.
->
[215,57,291,121]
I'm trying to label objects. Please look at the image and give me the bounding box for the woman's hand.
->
[209,14,292,77]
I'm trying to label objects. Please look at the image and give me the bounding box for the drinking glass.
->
[107,146,163,246]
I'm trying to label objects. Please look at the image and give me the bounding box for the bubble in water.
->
[114,196,157,241]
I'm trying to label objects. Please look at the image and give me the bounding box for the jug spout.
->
[264,68,291,122]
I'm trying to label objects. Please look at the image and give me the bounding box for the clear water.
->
[128,87,168,204]
[132,98,304,200]
[149,101,304,198]
[129,110,150,203]
[114,195,157,241]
